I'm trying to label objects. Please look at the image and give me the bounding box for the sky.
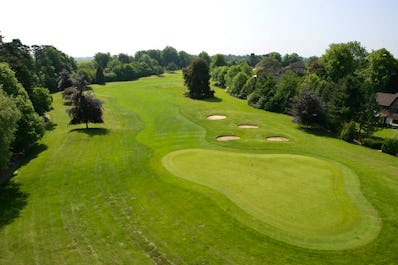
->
[1,0,397,58]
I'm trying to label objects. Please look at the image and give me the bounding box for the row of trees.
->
[212,41,398,139]
[0,36,72,170]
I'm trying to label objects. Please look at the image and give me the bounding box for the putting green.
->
[162,149,381,250]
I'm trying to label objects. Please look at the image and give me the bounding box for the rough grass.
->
[0,73,397,264]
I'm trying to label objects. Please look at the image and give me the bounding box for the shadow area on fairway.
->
[299,126,335,139]
[0,180,28,229]
[69,127,110,137]
[0,144,48,184]
[203,96,222,103]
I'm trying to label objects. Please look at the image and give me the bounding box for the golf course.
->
[1,72,397,264]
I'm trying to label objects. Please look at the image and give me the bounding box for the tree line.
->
[210,42,398,143]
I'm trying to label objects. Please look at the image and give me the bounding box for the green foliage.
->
[321,41,367,82]
[94,52,111,69]
[247,74,276,110]
[95,66,105,85]
[361,137,384,150]
[381,137,398,156]
[291,90,325,127]
[0,90,21,169]
[67,90,104,128]
[211,54,227,68]
[247,53,261,67]
[282,53,303,67]
[162,46,179,67]
[30,87,52,116]
[367,48,398,93]
[178,51,193,68]
[58,69,73,90]
[211,66,228,88]
[0,63,44,151]
[33,45,77,91]
[273,71,301,113]
[198,51,211,66]
[225,63,252,89]
[0,39,37,92]
[339,121,357,142]
[228,72,249,98]
[183,57,214,99]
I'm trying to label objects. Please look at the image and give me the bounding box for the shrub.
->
[361,137,384,150]
[340,121,357,143]
[381,137,398,156]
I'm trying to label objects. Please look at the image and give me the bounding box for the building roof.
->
[376,92,398,107]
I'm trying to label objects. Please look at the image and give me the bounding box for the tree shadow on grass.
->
[203,96,222,103]
[69,127,110,137]
[19,144,48,168]
[45,121,57,131]
[298,126,336,139]
[0,144,48,184]
[0,180,28,229]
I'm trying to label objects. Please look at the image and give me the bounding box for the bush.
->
[362,137,384,150]
[381,137,398,156]
[340,121,357,143]
[30,87,52,116]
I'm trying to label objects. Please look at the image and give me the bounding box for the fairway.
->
[1,73,398,264]
[163,149,380,250]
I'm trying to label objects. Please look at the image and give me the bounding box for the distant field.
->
[1,73,397,264]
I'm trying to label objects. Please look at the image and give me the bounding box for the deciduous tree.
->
[183,57,214,99]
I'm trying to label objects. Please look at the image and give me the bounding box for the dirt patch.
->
[266,136,289,142]
[238,124,258,129]
[216,136,241,141]
[207,115,226,120]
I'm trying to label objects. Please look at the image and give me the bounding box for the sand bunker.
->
[238,124,258,129]
[216,136,241,141]
[266,136,289,142]
[207,115,226,120]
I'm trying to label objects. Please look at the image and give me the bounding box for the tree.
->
[247,73,276,110]
[212,66,228,88]
[94,52,111,69]
[321,41,368,82]
[33,45,77,91]
[290,89,325,127]
[229,72,249,98]
[30,87,52,116]
[178,51,193,68]
[211,54,227,68]
[0,39,37,93]
[0,63,44,151]
[248,53,261,67]
[367,48,398,93]
[67,81,104,128]
[118,53,131,64]
[0,89,21,169]
[183,57,214,99]
[162,46,179,67]
[272,71,302,113]
[199,51,211,66]
[95,66,105,85]
[58,69,73,90]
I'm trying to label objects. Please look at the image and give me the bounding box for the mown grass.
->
[163,149,380,250]
[0,73,397,264]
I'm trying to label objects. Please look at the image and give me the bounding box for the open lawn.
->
[1,73,397,264]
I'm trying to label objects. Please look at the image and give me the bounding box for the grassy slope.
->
[0,73,397,264]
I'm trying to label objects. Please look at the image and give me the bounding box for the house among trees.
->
[376,92,398,128]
